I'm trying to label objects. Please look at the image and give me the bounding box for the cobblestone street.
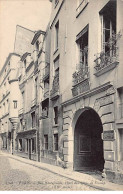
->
[0,153,98,191]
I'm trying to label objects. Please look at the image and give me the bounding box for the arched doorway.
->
[74,108,104,171]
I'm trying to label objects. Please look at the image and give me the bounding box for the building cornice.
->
[31,30,46,45]
[0,69,11,87]
[0,112,9,120]
[0,91,10,104]
[61,82,113,107]
[50,0,65,29]
[0,53,20,76]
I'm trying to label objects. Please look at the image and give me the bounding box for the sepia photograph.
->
[0,0,123,191]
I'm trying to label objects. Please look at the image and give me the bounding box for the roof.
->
[0,53,20,76]
[21,52,31,62]
[31,30,46,45]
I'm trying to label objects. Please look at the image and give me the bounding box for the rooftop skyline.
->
[0,0,51,71]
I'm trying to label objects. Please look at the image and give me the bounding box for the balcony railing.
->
[72,65,89,86]
[31,98,36,108]
[41,109,48,119]
[18,108,23,115]
[50,73,59,99]
[44,89,49,99]
[72,66,90,97]
[42,63,50,80]
[94,32,122,76]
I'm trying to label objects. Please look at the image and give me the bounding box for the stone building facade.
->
[0,53,20,154]
[48,0,123,183]
[0,0,123,184]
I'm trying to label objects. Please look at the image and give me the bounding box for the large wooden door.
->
[74,109,104,171]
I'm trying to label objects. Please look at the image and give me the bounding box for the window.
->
[25,139,28,152]
[118,129,123,161]
[22,91,25,108]
[76,26,88,70]
[100,1,116,54]
[42,98,49,118]
[18,139,22,151]
[44,135,48,150]
[54,134,58,151]
[13,100,17,109]
[35,78,38,100]
[20,119,23,131]
[53,106,58,125]
[7,99,9,112]
[32,138,36,153]
[36,41,39,52]
[31,112,35,128]
[24,59,26,68]
[55,21,59,50]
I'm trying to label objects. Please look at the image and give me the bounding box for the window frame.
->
[44,135,48,150]
[53,133,58,151]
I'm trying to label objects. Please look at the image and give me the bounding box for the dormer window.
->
[36,41,39,52]
[24,59,26,68]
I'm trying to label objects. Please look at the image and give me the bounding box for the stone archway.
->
[73,107,104,171]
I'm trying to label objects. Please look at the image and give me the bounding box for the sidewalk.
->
[1,151,123,191]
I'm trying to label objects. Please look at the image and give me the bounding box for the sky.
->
[0,0,52,70]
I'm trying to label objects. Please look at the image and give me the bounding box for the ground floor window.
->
[2,136,7,149]
[54,134,58,151]
[118,129,123,161]
[44,135,48,150]
[25,139,28,153]
[32,138,36,153]
[18,139,22,151]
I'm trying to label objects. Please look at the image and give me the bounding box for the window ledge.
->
[94,61,119,77]
[53,124,59,128]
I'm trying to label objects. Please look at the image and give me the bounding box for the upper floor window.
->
[100,0,116,54]
[54,56,59,76]
[42,98,49,118]
[76,25,88,70]
[55,21,59,50]
[53,106,58,125]
[36,41,39,52]
[54,134,58,151]
[44,135,48,150]
[13,100,17,109]
[31,111,35,128]
[24,59,26,68]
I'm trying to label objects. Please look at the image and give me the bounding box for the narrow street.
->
[0,153,98,191]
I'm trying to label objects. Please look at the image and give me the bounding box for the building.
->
[0,53,20,154]
[47,0,123,183]
[16,28,45,161]
[0,0,123,184]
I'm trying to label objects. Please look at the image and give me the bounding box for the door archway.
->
[74,108,104,171]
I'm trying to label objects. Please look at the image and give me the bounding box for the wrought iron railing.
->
[31,98,36,107]
[18,108,23,115]
[94,48,118,72]
[72,66,89,86]
[94,32,122,72]
[43,63,50,80]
